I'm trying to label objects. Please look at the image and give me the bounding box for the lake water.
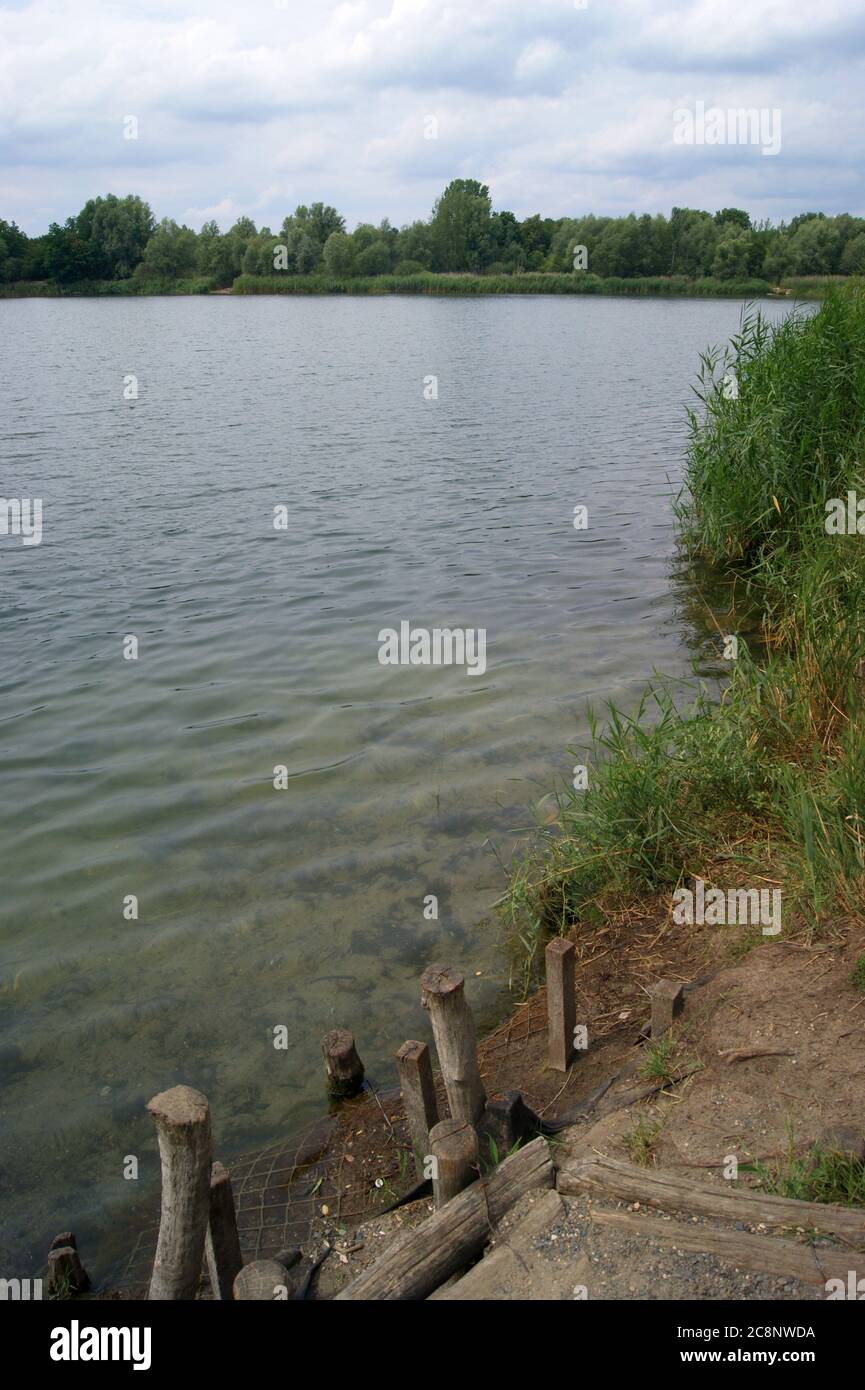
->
[0,292,799,1281]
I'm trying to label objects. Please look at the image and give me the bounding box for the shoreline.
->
[0,273,840,302]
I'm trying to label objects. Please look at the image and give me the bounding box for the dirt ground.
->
[306,911,865,1298]
[96,905,865,1299]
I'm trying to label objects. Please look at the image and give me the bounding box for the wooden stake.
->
[420,964,486,1124]
[396,1039,439,1178]
[321,1028,365,1099]
[545,938,576,1072]
[429,1118,478,1209]
[147,1085,212,1300]
[650,979,684,1037]
[205,1161,243,1300]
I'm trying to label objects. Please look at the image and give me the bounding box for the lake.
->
[0,292,799,1280]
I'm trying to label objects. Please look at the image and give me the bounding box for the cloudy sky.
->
[1,0,862,235]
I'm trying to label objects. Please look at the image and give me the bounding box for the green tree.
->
[790,217,842,274]
[357,240,391,276]
[43,219,103,283]
[281,203,345,251]
[670,208,719,276]
[75,194,154,278]
[322,231,357,276]
[840,232,865,275]
[714,208,751,233]
[137,219,198,279]
[430,179,492,272]
[712,229,752,280]
[763,234,795,282]
[228,216,258,241]
[394,219,434,268]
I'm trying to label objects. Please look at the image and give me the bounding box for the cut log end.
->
[146,1084,210,1128]
[420,964,465,1001]
[321,1028,365,1098]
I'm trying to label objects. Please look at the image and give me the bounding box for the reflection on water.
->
[0,294,800,1280]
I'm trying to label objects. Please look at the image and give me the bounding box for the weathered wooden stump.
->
[46,1233,89,1297]
[650,979,684,1037]
[429,1118,479,1209]
[146,1084,212,1300]
[420,964,486,1125]
[396,1039,439,1178]
[545,937,576,1071]
[205,1161,243,1300]
[233,1259,294,1300]
[321,1028,365,1099]
[477,1089,535,1160]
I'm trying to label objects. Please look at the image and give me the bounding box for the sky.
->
[1,0,862,235]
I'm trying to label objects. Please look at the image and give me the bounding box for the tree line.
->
[2,181,864,288]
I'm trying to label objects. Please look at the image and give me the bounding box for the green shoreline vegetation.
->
[501,285,865,990]
[2,180,864,298]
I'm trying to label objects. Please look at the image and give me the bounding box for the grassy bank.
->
[501,285,865,989]
[0,277,215,298]
[233,271,773,298]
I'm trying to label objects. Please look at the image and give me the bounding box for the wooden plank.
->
[335,1137,553,1301]
[589,1207,853,1288]
[429,1190,564,1299]
[557,1156,865,1245]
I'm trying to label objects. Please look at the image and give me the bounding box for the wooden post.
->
[396,1040,439,1178]
[147,1085,212,1301]
[478,1090,528,1161]
[205,1161,243,1300]
[321,1028,365,1099]
[420,964,486,1124]
[545,938,576,1072]
[650,979,684,1037]
[429,1118,479,1209]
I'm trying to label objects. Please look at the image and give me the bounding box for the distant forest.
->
[2,180,864,289]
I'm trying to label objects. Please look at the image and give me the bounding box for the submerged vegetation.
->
[501,285,865,986]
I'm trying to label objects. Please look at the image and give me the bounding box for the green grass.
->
[500,284,865,988]
[741,1129,865,1207]
[639,1034,700,1084]
[232,272,771,299]
[850,954,865,993]
[625,1115,663,1166]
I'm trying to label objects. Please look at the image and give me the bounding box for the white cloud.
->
[0,0,862,233]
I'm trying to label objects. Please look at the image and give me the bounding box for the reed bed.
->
[501,285,865,989]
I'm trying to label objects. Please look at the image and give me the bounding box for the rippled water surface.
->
[0,293,798,1278]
